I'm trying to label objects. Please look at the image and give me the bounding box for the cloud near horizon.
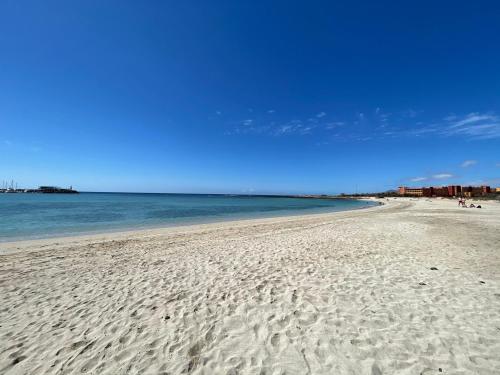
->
[409,173,454,183]
[432,173,454,179]
[461,160,477,168]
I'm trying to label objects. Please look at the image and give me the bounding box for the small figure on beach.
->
[470,203,475,208]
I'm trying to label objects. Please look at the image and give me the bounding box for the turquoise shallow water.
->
[0,193,376,241]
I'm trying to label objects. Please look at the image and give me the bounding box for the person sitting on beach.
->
[470,203,475,208]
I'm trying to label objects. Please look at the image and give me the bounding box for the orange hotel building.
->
[398,185,491,198]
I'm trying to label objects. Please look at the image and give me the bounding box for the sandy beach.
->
[1,198,500,375]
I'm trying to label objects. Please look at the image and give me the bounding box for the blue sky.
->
[1,1,499,194]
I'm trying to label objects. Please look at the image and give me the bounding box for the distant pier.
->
[0,182,78,194]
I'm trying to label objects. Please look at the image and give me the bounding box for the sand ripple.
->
[1,199,500,374]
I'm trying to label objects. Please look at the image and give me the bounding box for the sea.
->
[0,192,376,241]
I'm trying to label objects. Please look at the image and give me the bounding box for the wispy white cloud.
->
[410,176,428,182]
[230,118,315,137]
[225,118,266,135]
[379,112,391,119]
[226,109,500,142]
[394,112,500,140]
[441,112,500,139]
[461,160,477,168]
[408,173,454,183]
[432,173,454,180]
[325,121,345,129]
[449,113,495,128]
[275,120,314,135]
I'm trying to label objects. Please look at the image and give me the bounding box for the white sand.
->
[1,198,500,375]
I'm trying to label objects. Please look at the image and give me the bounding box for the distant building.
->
[398,187,424,196]
[398,185,491,198]
[37,186,78,194]
[461,185,491,198]
[447,185,462,196]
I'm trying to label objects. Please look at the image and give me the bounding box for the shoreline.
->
[2,197,499,374]
[0,198,383,255]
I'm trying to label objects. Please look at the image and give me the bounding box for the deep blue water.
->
[0,193,375,241]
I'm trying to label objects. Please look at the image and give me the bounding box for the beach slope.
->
[1,199,500,374]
